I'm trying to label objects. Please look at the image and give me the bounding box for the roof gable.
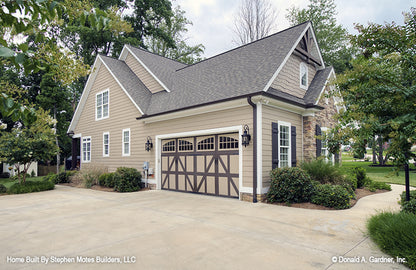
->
[67,55,148,133]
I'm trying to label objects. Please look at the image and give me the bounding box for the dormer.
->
[119,45,169,94]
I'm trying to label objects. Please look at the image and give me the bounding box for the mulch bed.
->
[271,188,389,210]
[58,182,150,192]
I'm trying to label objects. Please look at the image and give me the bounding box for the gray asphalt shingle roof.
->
[104,21,333,117]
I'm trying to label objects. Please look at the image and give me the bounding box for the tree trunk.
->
[372,136,377,164]
[377,135,384,165]
[54,106,60,174]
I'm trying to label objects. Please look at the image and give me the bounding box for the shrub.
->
[0,184,7,193]
[0,172,10,178]
[352,167,367,188]
[367,212,416,269]
[311,184,353,209]
[7,180,54,194]
[366,180,391,192]
[43,173,58,183]
[114,167,141,192]
[267,167,314,203]
[300,159,344,185]
[30,170,36,177]
[98,173,117,188]
[78,166,108,188]
[400,190,416,214]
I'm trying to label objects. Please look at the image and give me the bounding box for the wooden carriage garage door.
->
[161,133,239,198]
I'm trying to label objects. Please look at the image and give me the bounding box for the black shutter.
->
[272,122,279,169]
[316,124,322,157]
[291,126,297,167]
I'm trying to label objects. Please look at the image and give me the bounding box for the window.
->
[122,128,130,156]
[219,136,238,149]
[82,137,91,162]
[162,140,175,152]
[320,127,334,163]
[103,132,109,157]
[197,137,214,150]
[96,89,109,120]
[300,63,308,89]
[278,122,291,168]
[178,140,193,151]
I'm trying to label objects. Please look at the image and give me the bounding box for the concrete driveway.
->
[0,184,409,270]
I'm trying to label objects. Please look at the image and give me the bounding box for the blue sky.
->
[175,0,415,58]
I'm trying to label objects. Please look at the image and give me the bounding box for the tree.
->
[286,0,354,73]
[0,98,58,183]
[144,6,204,64]
[0,0,63,73]
[329,8,416,200]
[232,0,278,45]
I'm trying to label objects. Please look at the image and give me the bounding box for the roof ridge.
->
[175,21,311,72]
[125,44,189,66]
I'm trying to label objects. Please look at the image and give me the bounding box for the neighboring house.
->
[0,162,38,177]
[68,22,341,202]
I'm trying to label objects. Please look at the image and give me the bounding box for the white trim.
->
[95,88,110,121]
[256,102,263,194]
[278,121,291,168]
[98,55,144,115]
[262,22,325,92]
[103,132,110,157]
[72,133,81,139]
[143,99,248,124]
[123,45,171,92]
[81,136,91,163]
[122,128,131,156]
[155,126,244,198]
[314,67,336,105]
[68,57,101,133]
[300,62,308,90]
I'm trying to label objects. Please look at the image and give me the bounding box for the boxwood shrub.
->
[267,167,314,203]
[98,172,117,188]
[351,167,368,188]
[311,184,353,209]
[7,180,55,194]
[0,184,7,193]
[114,167,141,192]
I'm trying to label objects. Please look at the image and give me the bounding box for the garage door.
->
[161,133,239,198]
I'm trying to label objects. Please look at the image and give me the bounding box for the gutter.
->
[136,91,323,120]
[247,96,258,203]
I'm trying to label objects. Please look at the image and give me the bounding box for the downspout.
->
[247,97,257,203]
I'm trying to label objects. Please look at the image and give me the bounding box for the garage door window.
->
[219,136,238,149]
[197,137,214,150]
[162,140,175,152]
[178,139,193,151]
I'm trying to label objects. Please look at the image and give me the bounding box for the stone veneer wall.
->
[303,86,339,162]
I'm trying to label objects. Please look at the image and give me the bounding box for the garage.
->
[161,133,239,198]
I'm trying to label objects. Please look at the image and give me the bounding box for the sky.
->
[174,0,415,58]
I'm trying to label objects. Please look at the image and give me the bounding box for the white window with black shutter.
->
[272,121,297,169]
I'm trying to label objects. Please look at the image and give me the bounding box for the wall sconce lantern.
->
[145,136,153,152]
[241,125,251,147]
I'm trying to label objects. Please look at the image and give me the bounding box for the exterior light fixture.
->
[145,136,153,152]
[241,125,251,147]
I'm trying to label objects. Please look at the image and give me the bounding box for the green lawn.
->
[0,176,44,189]
[341,153,416,187]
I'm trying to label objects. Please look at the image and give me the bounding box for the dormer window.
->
[300,62,308,89]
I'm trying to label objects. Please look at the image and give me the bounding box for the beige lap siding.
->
[271,53,316,98]
[124,52,165,93]
[261,104,303,189]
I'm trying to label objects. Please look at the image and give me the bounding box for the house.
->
[67,22,341,202]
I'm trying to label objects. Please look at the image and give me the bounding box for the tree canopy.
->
[286,0,354,73]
